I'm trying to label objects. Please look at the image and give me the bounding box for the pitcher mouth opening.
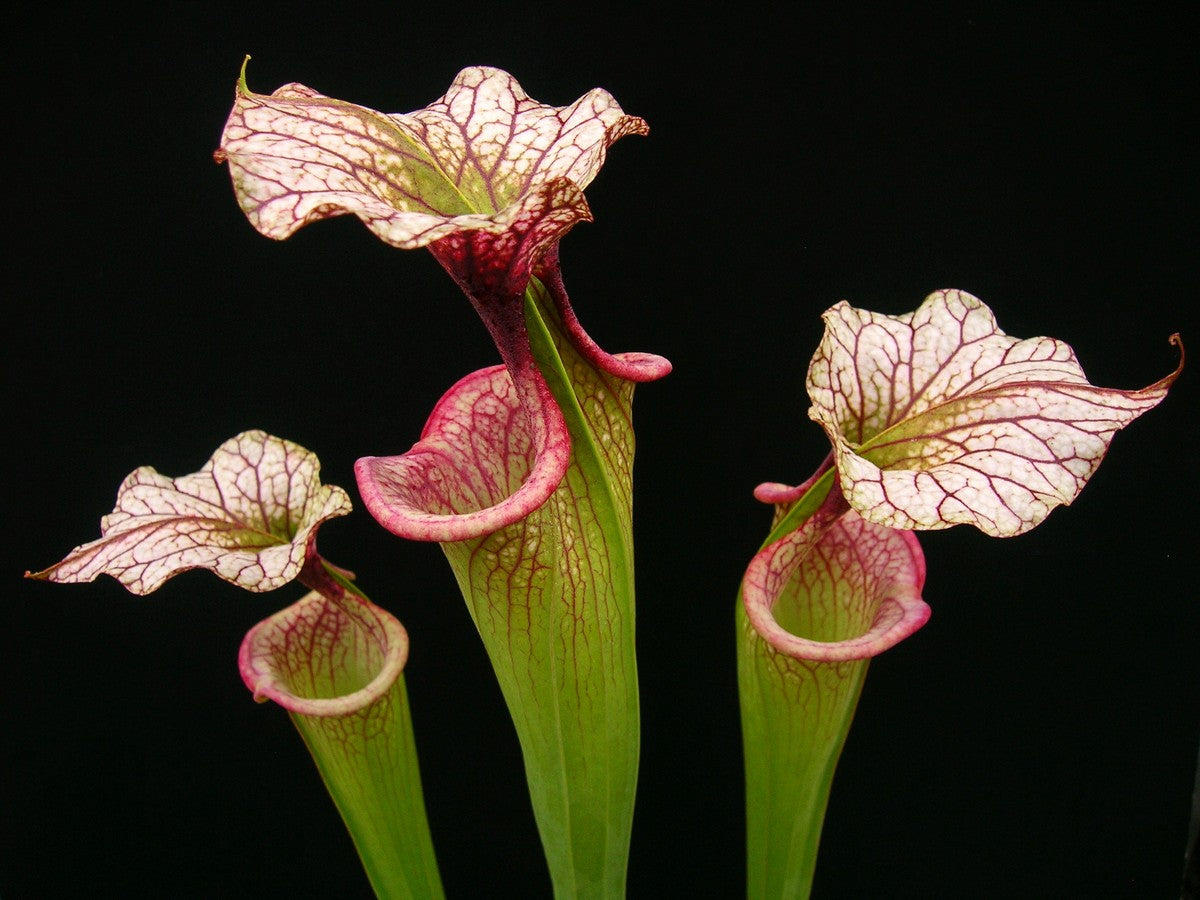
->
[239,590,409,717]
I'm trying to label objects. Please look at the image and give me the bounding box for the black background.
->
[5,4,1197,897]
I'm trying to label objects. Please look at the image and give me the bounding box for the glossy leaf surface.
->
[359,279,651,897]
[241,588,443,899]
[739,497,926,898]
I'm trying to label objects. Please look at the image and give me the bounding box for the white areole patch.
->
[807,290,1181,537]
[29,430,352,594]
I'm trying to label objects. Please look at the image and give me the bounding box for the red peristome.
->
[220,64,670,551]
[239,589,408,717]
[743,509,929,662]
[355,363,571,543]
